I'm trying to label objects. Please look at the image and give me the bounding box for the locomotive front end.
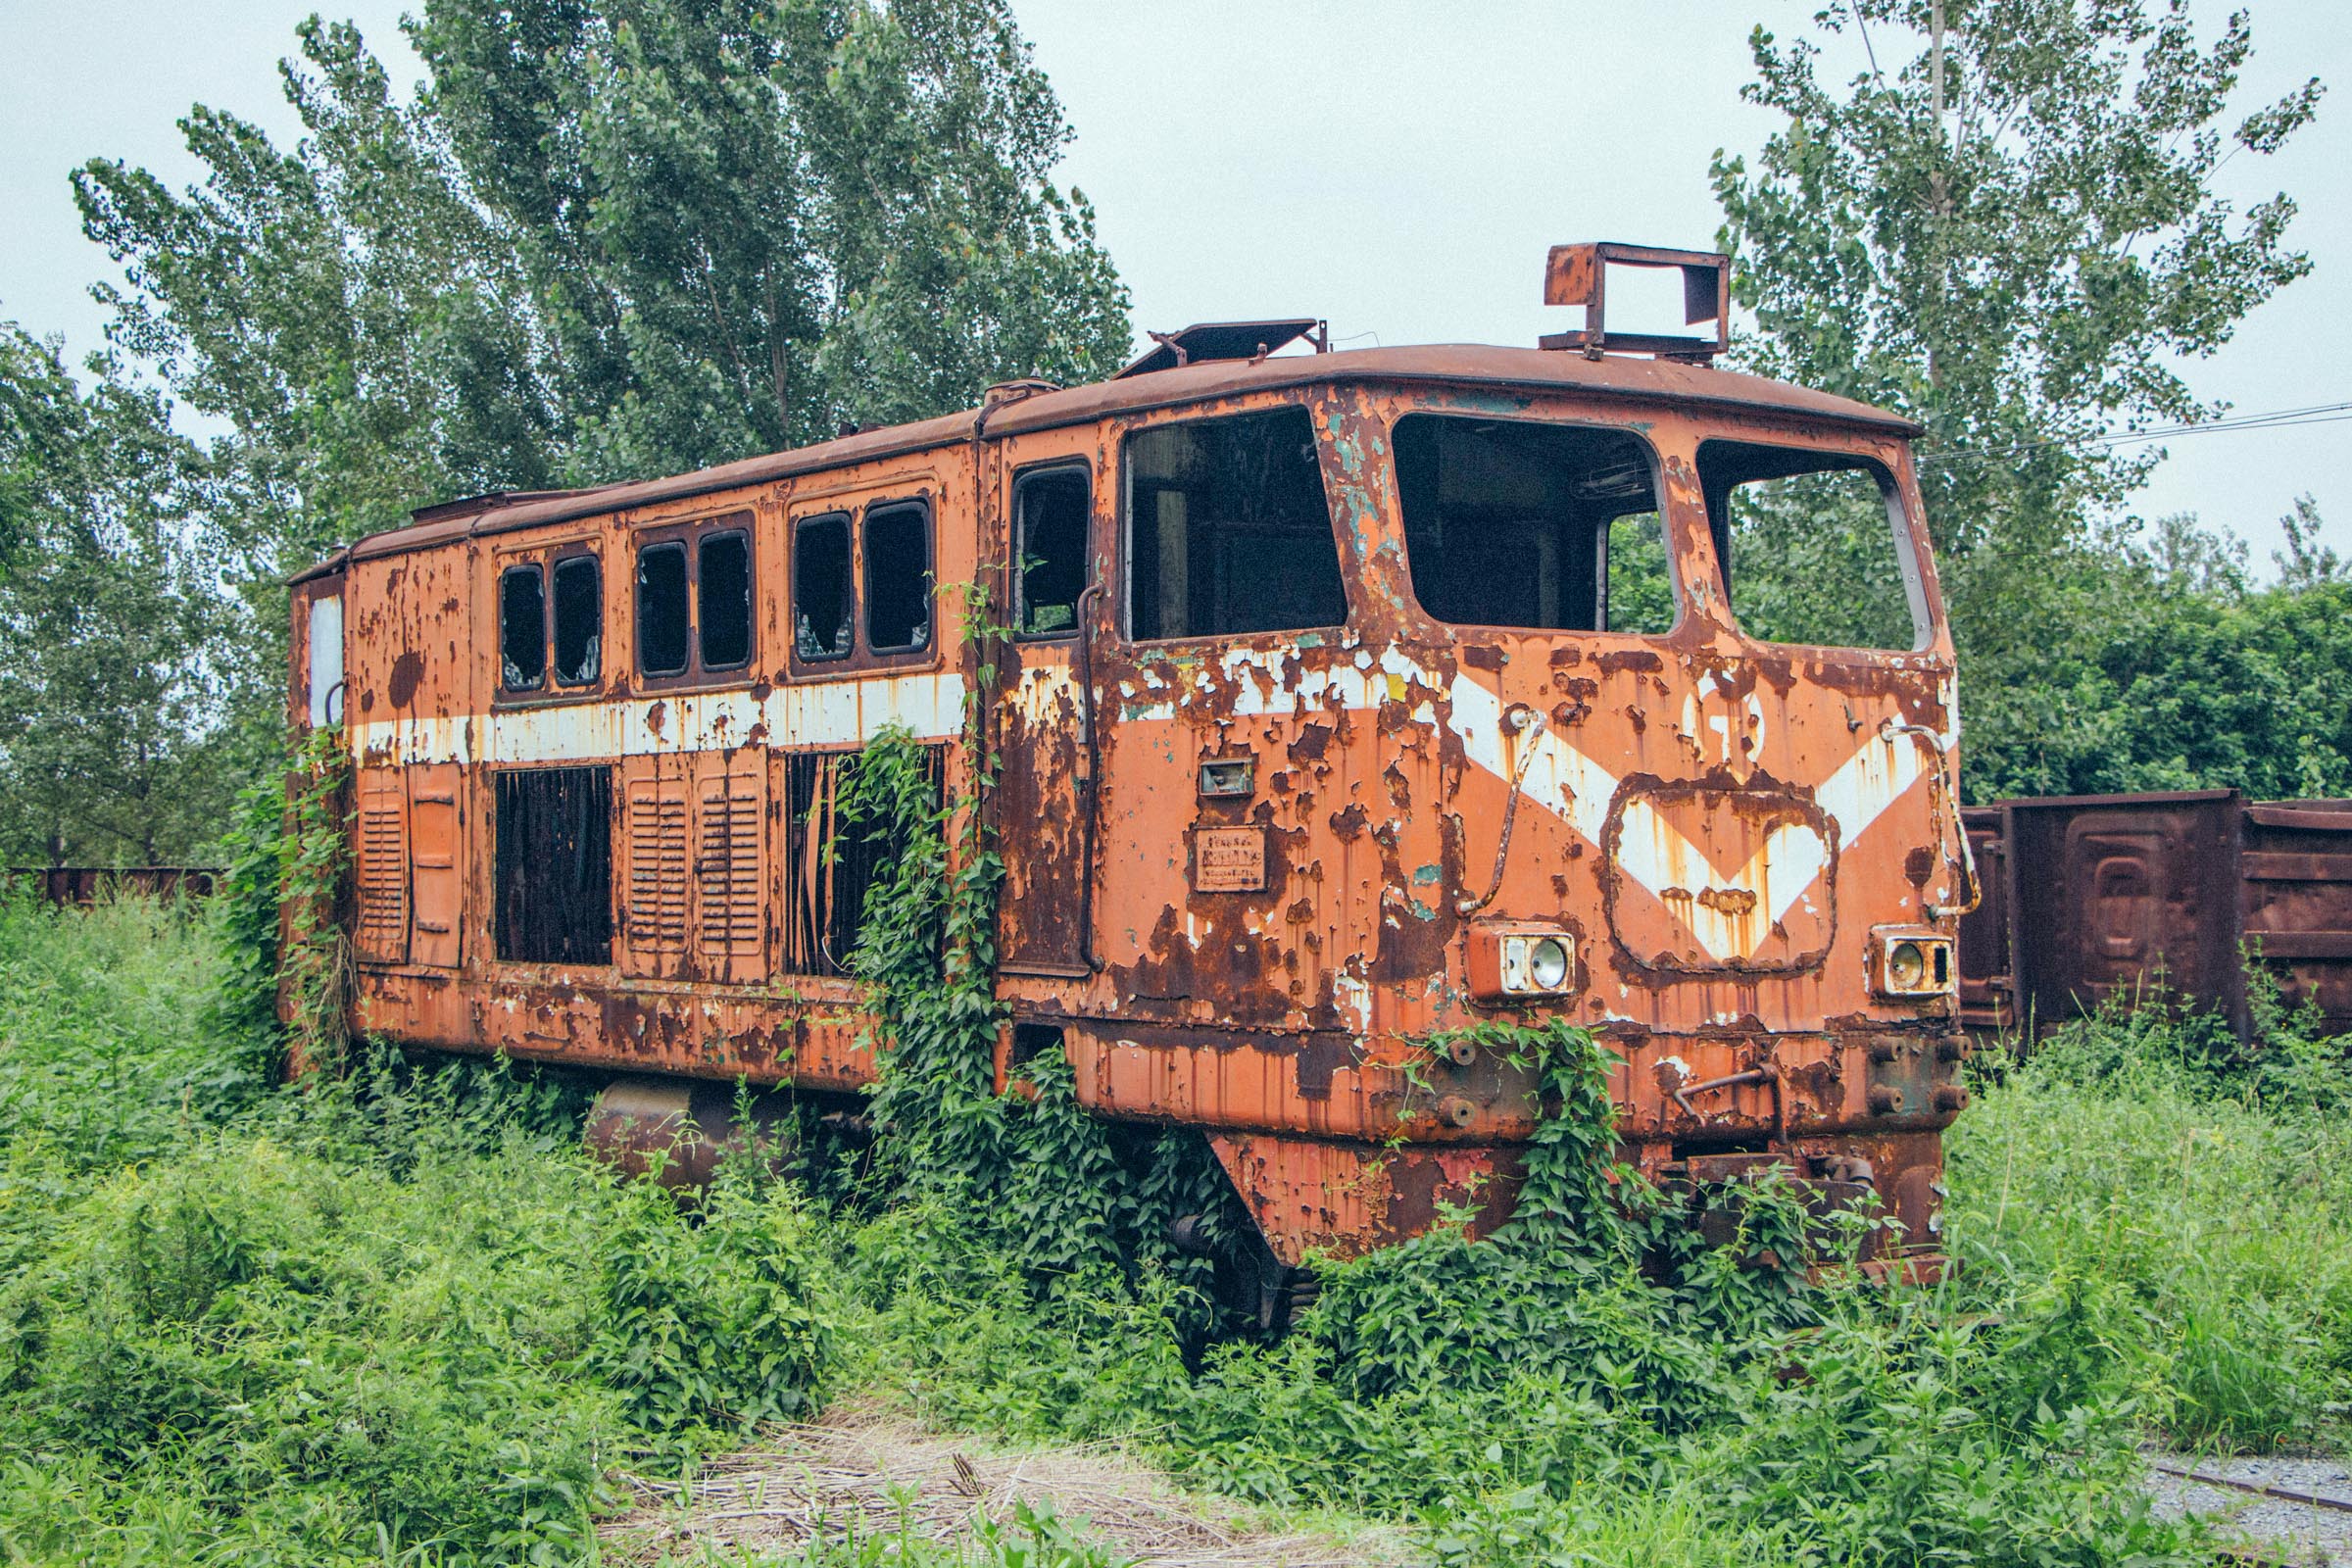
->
[1060,249,1972,1288]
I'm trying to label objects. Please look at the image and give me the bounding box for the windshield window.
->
[1125,406,1346,640]
[1393,416,1673,633]
[1699,442,1925,651]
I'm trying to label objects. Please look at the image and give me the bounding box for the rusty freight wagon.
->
[288,243,1977,1296]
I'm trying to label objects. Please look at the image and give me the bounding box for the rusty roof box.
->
[1541,242,1731,363]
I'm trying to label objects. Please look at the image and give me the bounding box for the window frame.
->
[1010,459,1094,644]
[1695,438,1935,656]
[1385,411,1684,642]
[1117,403,1351,647]
[696,526,756,674]
[861,498,936,658]
[784,492,945,677]
[790,510,857,666]
[550,549,603,688]
[499,562,549,693]
[491,533,605,708]
[629,509,760,691]
[633,538,692,680]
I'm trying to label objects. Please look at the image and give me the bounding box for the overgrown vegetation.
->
[4,725,2347,1563]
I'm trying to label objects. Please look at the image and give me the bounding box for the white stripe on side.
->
[350,671,969,767]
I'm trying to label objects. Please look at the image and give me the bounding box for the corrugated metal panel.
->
[491,765,613,965]
[2241,799,2352,1033]
[2003,791,2240,1035]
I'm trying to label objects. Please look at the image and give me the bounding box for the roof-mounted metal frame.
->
[1540,242,1730,364]
[1116,318,1329,379]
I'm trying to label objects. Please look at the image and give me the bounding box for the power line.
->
[1917,400,2352,467]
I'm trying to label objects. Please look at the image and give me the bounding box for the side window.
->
[1698,442,1925,652]
[699,530,753,669]
[864,502,933,654]
[794,513,853,662]
[1014,466,1089,638]
[1126,406,1345,640]
[500,564,547,690]
[1393,415,1673,634]
[552,555,601,685]
[636,541,690,677]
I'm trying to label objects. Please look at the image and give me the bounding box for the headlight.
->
[1869,928,1954,998]
[1467,923,1579,1002]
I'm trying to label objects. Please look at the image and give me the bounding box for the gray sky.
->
[4,0,2345,560]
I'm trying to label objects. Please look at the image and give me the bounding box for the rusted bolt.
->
[1867,1040,1899,1064]
[1935,1037,1969,1062]
[1867,1085,1905,1115]
[1442,1037,1479,1069]
[1932,1084,1970,1114]
[1436,1096,1478,1129]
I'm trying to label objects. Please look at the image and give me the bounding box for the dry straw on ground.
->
[603,1402,1406,1566]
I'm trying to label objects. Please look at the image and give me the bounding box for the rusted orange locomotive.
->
[290,243,1974,1284]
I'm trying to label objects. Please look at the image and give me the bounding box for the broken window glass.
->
[794,513,853,661]
[1699,442,1924,651]
[1393,416,1672,634]
[552,554,601,685]
[699,529,752,669]
[500,564,547,689]
[1126,406,1345,639]
[1014,466,1089,638]
[636,541,690,677]
[864,501,932,653]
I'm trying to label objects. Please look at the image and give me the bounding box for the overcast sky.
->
[3,0,2344,560]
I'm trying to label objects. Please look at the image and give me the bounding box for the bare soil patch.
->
[603,1401,1407,1566]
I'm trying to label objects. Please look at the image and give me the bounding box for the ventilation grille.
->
[627,781,689,952]
[356,784,409,961]
[698,776,763,953]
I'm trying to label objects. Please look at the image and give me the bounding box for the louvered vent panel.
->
[627,783,688,952]
[698,778,764,953]
[357,788,409,960]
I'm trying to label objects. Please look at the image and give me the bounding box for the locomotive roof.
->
[291,343,1922,583]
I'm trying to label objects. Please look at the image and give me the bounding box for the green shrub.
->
[587,1173,833,1438]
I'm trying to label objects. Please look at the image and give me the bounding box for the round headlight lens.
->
[1529,937,1571,991]
[1887,941,1927,991]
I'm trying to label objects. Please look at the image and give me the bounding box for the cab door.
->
[994,437,1100,978]
[1086,398,1371,1033]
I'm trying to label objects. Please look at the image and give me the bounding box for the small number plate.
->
[1194,826,1266,893]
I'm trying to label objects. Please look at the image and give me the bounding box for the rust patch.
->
[386,651,425,710]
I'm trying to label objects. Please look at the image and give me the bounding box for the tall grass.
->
[1947,998,2352,1449]
[0,891,2342,1565]
[0,895,835,1567]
